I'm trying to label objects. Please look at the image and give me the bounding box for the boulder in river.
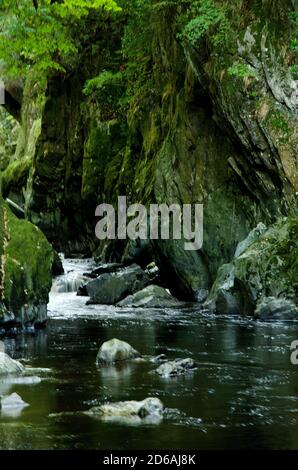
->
[83,263,122,279]
[96,338,140,365]
[255,297,298,321]
[88,397,164,419]
[0,392,29,417]
[86,264,151,305]
[0,352,25,376]
[155,358,197,378]
[117,285,183,308]
[0,392,29,410]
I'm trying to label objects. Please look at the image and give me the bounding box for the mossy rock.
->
[234,217,298,301]
[1,156,32,200]
[206,217,298,316]
[0,197,54,327]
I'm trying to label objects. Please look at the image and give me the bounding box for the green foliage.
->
[179,0,231,48]
[121,0,154,103]
[289,64,298,78]
[269,112,290,134]
[83,70,125,119]
[0,108,20,171]
[1,156,32,197]
[228,62,257,79]
[0,0,121,80]
[83,70,122,95]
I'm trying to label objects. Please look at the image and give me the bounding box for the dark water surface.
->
[1,259,298,450]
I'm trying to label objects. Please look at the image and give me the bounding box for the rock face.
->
[234,223,267,259]
[117,285,182,308]
[206,218,298,317]
[96,338,140,366]
[2,2,298,302]
[0,197,54,328]
[88,397,164,419]
[0,352,25,376]
[1,77,43,209]
[155,358,197,378]
[255,297,298,321]
[86,264,150,305]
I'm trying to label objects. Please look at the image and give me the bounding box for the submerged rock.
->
[0,352,25,376]
[155,358,197,378]
[88,397,164,419]
[86,264,150,305]
[117,285,183,308]
[255,297,298,321]
[96,338,140,365]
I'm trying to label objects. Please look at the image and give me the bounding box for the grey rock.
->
[96,338,140,365]
[84,263,122,279]
[155,358,197,377]
[86,264,151,305]
[152,239,211,301]
[195,288,209,303]
[0,392,29,410]
[255,297,298,321]
[215,289,240,315]
[88,397,164,419]
[234,223,267,258]
[204,262,236,313]
[151,354,168,364]
[117,285,182,308]
[205,220,291,317]
[0,352,25,376]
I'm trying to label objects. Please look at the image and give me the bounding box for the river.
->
[0,258,298,450]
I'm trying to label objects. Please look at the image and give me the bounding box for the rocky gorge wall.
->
[1,0,297,313]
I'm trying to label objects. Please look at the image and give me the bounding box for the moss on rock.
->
[1,156,32,200]
[0,196,54,327]
[206,216,298,316]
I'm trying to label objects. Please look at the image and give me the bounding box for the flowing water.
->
[1,258,298,450]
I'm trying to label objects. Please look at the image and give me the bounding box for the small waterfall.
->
[51,274,87,293]
[51,256,95,294]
